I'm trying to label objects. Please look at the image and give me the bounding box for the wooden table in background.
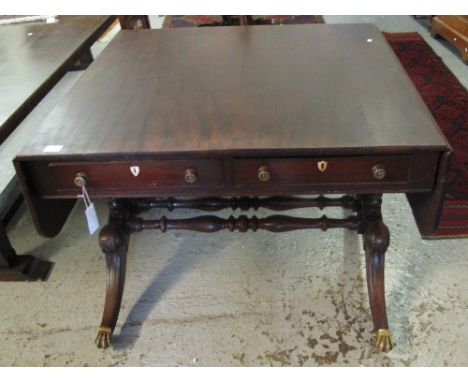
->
[0,16,115,281]
[14,24,451,351]
[431,16,468,63]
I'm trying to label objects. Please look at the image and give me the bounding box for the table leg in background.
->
[0,222,52,281]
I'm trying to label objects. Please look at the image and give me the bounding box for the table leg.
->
[0,222,52,281]
[92,195,393,351]
[361,194,393,352]
[95,200,130,349]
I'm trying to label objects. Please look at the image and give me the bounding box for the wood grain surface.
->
[16,24,448,159]
[0,16,114,142]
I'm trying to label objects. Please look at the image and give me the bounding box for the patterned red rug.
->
[385,32,468,237]
[163,15,324,28]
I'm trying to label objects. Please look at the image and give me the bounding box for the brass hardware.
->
[317,160,328,172]
[258,165,271,182]
[74,172,87,187]
[95,326,112,349]
[372,164,386,180]
[373,328,393,352]
[184,168,197,184]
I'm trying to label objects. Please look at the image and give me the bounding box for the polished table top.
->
[16,24,448,159]
[0,15,114,143]
[14,24,452,239]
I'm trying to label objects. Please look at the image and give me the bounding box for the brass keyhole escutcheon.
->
[258,165,271,182]
[74,172,87,187]
[372,164,386,180]
[317,161,328,172]
[184,168,197,184]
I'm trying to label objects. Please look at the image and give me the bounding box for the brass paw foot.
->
[373,328,393,352]
[95,326,112,349]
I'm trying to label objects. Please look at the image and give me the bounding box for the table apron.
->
[17,151,441,198]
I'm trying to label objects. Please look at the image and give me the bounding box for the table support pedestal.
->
[95,194,393,352]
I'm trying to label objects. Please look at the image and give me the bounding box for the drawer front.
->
[233,156,412,186]
[49,159,224,191]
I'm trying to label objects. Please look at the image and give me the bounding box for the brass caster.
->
[373,328,393,352]
[95,326,112,349]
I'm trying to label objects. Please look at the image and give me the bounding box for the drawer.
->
[49,159,224,191]
[233,156,412,186]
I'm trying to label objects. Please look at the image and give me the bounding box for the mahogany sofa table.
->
[14,24,450,352]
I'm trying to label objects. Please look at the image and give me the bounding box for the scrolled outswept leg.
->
[360,194,393,352]
[364,220,392,352]
[95,200,131,349]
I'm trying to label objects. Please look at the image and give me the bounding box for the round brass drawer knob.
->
[372,164,386,180]
[184,168,197,184]
[258,165,271,182]
[74,172,87,187]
